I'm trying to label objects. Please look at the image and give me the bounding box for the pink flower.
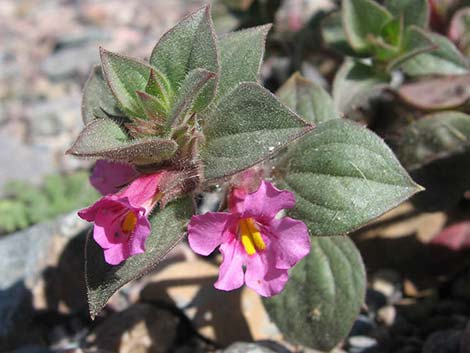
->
[188,180,311,297]
[90,160,139,195]
[79,172,163,265]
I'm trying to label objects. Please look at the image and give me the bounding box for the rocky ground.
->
[2,1,470,353]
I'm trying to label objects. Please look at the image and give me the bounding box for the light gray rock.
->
[41,45,99,81]
[0,134,55,193]
[219,342,291,353]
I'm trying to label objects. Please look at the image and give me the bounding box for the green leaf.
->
[135,91,167,122]
[150,5,219,112]
[67,119,177,165]
[81,65,122,124]
[384,0,429,28]
[398,74,470,110]
[263,236,366,351]
[168,69,216,127]
[342,0,393,53]
[216,24,271,102]
[277,73,340,124]
[280,119,421,236]
[144,68,173,108]
[396,112,470,170]
[396,112,470,211]
[332,59,389,114]
[386,25,435,72]
[86,196,194,318]
[401,32,469,76]
[321,11,359,57]
[100,48,155,119]
[201,82,315,181]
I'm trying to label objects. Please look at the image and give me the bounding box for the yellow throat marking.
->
[239,218,266,255]
[121,211,138,233]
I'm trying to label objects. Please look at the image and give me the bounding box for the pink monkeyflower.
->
[90,160,139,195]
[79,172,163,265]
[188,180,311,297]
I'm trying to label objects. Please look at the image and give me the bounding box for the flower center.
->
[239,218,266,255]
[121,211,138,233]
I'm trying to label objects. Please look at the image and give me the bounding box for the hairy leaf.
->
[216,24,271,102]
[333,59,389,114]
[82,65,122,124]
[401,32,469,76]
[168,69,216,127]
[281,119,421,236]
[342,0,393,53]
[264,236,366,351]
[67,119,177,164]
[86,196,194,318]
[321,11,359,57]
[384,0,429,28]
[277,73,340,124]
[396,112,470,170]
[398,74,470,110]
[100,48,154,119]
[387,25,435,72]
[396,112,470,211]
[150,5,219,112]
[201,82,314,181]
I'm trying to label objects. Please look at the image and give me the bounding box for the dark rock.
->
[0,213,89,350]
[365,289,387,312]
[350,315,376,336]
[422,330,462,353]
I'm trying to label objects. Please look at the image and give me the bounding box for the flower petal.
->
[239,181,296,222]
[214,239,245,291]
[120,172,163,208]
[245,253,289,297]
[188,212,236,256]
[103,243,128,265]
[90,160,139,195]
[268,217,311,270]
[128,213,151,255]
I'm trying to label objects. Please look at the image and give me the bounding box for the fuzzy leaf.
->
[168,69,216,127]
[67,119,177,164]
[401,32,469,76]
[277,73,340,124]
[321,11,359,57]
[145,68,173,108]
[384,0,429,28]
[398,74,470,110]
[263,236,366,351]
[396,112,470,170]
[86,196,194,318]
[387,25,435,72]
[216,24,271,102]
[100,48,155,119]
[333,59,389,114]
[150,5,219,112]
[342,0,393,53]
[281,119,421,236]
[135,91,167,121]
[396,112,470,211]
[82,65,122,124]
[201,82,314,181]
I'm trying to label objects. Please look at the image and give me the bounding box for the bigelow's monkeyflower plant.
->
[69,5,421,351]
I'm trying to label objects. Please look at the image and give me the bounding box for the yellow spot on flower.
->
[239,218,266,255]
[121,211,138,233]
